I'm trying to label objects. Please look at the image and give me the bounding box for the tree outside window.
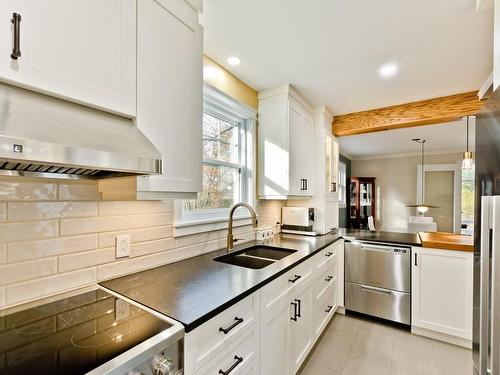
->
[184,112,245,211]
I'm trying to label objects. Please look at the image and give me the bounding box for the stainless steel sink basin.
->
[214,245,297,269]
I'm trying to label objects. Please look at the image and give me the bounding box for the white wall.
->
[351,153,462,232]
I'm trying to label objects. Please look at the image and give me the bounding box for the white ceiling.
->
[202,0,493,115]
[339,120,476,159]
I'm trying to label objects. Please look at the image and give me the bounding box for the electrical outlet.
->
[256,230,266,240]
[115,299,129,321]
[115,234,130,258]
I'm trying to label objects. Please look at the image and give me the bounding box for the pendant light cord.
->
[421,140,425,205]
[466,116,469,153]
[412,138,426,206]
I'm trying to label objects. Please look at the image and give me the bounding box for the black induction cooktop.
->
[0,289,172,375]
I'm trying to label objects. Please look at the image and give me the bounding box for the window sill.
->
[173,215,253,237]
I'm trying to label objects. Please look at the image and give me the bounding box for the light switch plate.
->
[115,234,130,258]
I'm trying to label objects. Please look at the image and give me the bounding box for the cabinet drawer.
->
[185,292,260,373]
[261,257,314,313]
[313,285,336,338]
[316,244,337,272]
[345,281,410,325]
[193,323,260,375]
[314,262,336,301]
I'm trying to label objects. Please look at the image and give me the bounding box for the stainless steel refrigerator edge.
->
[473,87,500,375]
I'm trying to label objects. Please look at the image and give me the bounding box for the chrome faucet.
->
[227,203,258,252]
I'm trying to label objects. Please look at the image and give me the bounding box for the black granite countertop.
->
[99,232,342,332]
[341,229,422,247]
[99,229,420,332]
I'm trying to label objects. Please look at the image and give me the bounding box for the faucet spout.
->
[227,203,258,252]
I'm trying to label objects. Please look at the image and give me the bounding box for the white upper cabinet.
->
[0,0,136,116]
[134,0,202,199]
[98,0,203,200]
[258,85,314,199]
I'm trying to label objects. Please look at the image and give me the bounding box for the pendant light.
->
[406,138,439,213]
[462,116,474,170]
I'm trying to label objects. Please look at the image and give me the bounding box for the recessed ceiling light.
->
[379,63,398,78]
[227,56,241,66]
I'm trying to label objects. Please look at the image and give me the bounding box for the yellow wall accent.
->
[203,55,258,110]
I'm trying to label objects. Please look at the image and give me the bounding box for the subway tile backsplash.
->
[0,177,284,309]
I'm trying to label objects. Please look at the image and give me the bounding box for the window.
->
[461,167,475,235]
[175,84,256,228]
[338,161,347,206]
[184,111,247,211]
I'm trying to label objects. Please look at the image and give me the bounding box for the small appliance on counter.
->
[281,207,319,236]
[0,288,184,375]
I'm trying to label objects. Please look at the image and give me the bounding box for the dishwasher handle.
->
[360,284,393,295]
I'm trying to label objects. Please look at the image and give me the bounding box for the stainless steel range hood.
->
[0,82,162,180]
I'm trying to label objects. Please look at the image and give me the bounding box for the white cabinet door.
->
[0,0,136,116]
[288,98,313,197]
[289,282,313,374]
[135,0,202,198]
[260,295,291,375]
[257,85,313,199]
[288,101,303,196]
[300,107,314,195]
[412,247,473,341]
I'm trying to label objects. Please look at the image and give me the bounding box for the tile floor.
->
[299,314,473,375]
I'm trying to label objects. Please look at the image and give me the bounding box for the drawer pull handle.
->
[295,298,302,317]
[325,252,333,257]
[219,317,244,334]
[325,275,333,282]
[291,301,298,321]
[219,355,243,375]
[288,274,301,283]
[325,305,333,313]
[10,13,21,60]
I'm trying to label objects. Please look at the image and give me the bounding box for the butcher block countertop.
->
[418,232,474,252]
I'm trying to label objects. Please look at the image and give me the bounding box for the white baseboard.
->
[411,326,472,349]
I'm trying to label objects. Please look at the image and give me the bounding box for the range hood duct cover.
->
[0,82,162,180]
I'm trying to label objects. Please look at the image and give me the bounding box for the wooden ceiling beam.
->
[332,91,484,137]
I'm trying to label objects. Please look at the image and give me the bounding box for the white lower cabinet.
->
[411,246,474,347]
[289,281,313,373]
[260,290,291,375]
[193,322,260,375]
[184,292,260,374]
[184,241,341,375]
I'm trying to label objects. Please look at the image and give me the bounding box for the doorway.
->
[417,163,461,233]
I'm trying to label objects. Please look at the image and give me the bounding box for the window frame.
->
[338,161,347,207]
[174,84,257,232]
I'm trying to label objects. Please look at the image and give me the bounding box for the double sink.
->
[214,245,297,269]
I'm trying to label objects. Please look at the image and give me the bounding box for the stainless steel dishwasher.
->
[345,240,411,324]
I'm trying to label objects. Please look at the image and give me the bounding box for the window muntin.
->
[184,110,247,212]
